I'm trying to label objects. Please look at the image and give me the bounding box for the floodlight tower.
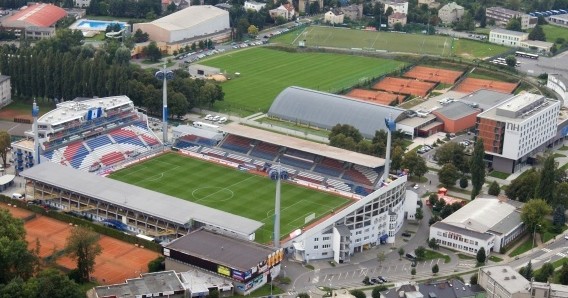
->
[269,166,288,248]
[155,64,174,144]
[32,100,40,165]
[382,115,396,182]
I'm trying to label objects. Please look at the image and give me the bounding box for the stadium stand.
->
[326,178,353,192]
[343,167,373,186]
[250,142,280,161]
[296,171,324,185]
[280,155,313,170]
[221,135,253,154]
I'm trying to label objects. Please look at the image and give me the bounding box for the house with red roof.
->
[1,3,67,39]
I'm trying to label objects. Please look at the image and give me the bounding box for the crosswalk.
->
[542,248,552,253]
[540,248,567,258]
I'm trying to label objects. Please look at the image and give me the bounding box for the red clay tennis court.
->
[373,77,437,97]
[0,203,33,219]
[453,77,519,94]
[403,66,464,84]
[25,216,73,258]
[57,235,160,284]
[346,89,405,105]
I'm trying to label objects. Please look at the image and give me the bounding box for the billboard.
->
[217,265,231,277]
[86,107,103,120]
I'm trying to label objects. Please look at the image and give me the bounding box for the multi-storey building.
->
[388,12,407,27]
[489,28,528,47]
[476,93,560,173]
[486,6,537,30]
[244,1,266,12]
[382,0,408,15]
[0,75,11,108]
[324,10,344,24]
[438,2,464,24]
[479,266,568,298]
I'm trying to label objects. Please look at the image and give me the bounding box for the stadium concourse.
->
[11,96,163,174]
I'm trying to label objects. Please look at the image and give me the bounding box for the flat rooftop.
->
[20,162,263,236]
[165,229,276,272]
[222,123,385,168]
[497,92,542,114]
[38,96,133,126]
[459,89,513,111]
[442,197,520,234]
[480,266,530,294]
[491,28,528,36]
[478,93,558,123]
[95,271,184,297]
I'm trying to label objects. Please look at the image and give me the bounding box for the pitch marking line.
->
[132,165,180,184]
[194,176,256,203]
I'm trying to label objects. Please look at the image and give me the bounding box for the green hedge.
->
[0,195,162,252]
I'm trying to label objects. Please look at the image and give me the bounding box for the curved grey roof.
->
[268,87,406,138]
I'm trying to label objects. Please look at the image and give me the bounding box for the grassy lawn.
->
[489,171,510,179]
[488,255,503,262]
[560,162,568,171]
[246,283,284,297]
[554,153,567,158]
[109,153,350,243]
[452,39,510,59]
[0,99,55,121]
[509,237,534,257]
[84,15,149,23]
[559,145,568,151]
[85,33,105,41]
[422,249,451,263]
[201,47,405,114]
[457,253,475,260]
[542,223,568,243]
[273,26,455,56]
[541,25,568,43]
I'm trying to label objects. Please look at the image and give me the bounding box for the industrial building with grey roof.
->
[268,86,406,139]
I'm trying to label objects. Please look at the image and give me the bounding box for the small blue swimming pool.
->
[75,19,127,31]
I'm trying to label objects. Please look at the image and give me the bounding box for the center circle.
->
[192,187,234,202]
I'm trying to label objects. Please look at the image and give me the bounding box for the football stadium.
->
[13,95,412,264]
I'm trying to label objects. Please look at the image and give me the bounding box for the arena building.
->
[1,3,67,39]
[133,5,230,54]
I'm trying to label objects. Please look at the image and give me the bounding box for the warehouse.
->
[133,5,230,54]
[1,3,67,39]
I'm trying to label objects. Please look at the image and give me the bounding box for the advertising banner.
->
[217,265,231,277]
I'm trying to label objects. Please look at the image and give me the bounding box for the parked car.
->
[370,278,382,284]
[378,276,388,283]
[401,232,411,237]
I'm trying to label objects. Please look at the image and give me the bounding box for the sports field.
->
[200,47,405,114]
[273,26,453,56]
[109,153,350,243]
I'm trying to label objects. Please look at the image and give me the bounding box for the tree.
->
[0,209,39,284]
[415,246,426,260]
[393,22,403,31]
[555,182,568,207]
[520,260,533,280]
[429,193,439,206]
[415,208,423,221]
[521,199,552,240]
[488,181,501,196]
[133,29,149,43]
[428,238,439,250]
[553,205,566,232]
[459,176,468,189]
[432,264,439,275]
[559,262,568,285]
[440,204,454,218]
[529,25,546,41]
[377,251,386,266]
[470,139,485,199]
[298,293,310,298]
[535,262,554,282]
[411,268,416,277]
[65,226,103,282]
[535,155,556,204]
[398,247,404,260]
[20,269,83,298]
[438,163,460,187]
[470,274,478,285]
[0,131,10,167]
[391,146,404,171]
[505,55,517,67]
[403,150,427,179]
[506,17,522,31]
[247,24,259,37]
[350,289,366,298]
[476,247,486,264]
[435,142,468,173]
[372,286,387,298]
[143,41,162,62]
[505,169,539,202]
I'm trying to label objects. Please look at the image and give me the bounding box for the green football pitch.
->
[273,26,454,56]
[200,47,405,114]
[109,153,350,243]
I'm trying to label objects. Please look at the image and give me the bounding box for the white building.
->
[548,13,568,27]
[486,6,537,30]
[269,3,295,20]
[0,75,11,108]
[382,0,408,15]
[438,2,464,24]
[429,197,525,255]
[489,28,528,47]
[477,93,560,173]
[478,266,568,298]
[133,6,230,44]
[244,1,266,12]
[324,10,344,24]
[548,74,568,105]
[285,175,411,263]
[74,0,90,8]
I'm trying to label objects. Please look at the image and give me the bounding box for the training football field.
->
[109,153,350,243]
[273,26,453,56]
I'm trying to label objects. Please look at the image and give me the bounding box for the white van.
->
[12,193,22,199]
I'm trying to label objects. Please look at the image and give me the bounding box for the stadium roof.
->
[3,3,67,28]
[21,162,263,236]
[442,197,521,234]
[165,229,276,271]
[268,86,407,139]
[39,96,133,126]
[222,123,385,168]
[147,5,228,31]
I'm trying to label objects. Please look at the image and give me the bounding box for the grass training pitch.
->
[109,153,350,243]
[273,26,510,59]
[200,47,405,114]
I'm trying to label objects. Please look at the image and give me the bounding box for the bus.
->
[515,51,539,59]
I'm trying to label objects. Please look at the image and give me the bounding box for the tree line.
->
[0,29,224,119]
[87,0,162,19]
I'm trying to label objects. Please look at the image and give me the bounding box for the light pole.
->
[533,224,541,249]
[154,63,174,144]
